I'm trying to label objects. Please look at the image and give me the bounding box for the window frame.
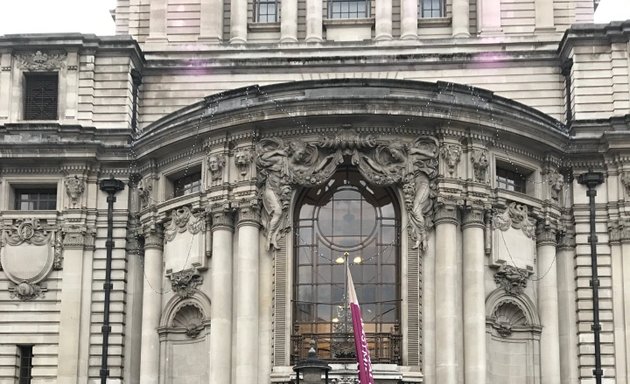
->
[419,0,445,18]
[173,171,202,197]
[17,345,34,384]
[13,187,58,211]
[495,160,535,195]
[253,0,280,23]
[328,0,371,19]
[23,72,59,121]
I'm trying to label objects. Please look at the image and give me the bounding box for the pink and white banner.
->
[347,266,375,384]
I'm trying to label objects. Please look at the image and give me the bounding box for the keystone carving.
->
[207,154,226,185]
[493,202,536,239]
[167,268,203,298]
[164,206,205,243]
[494,264,530,295]
[65,175,85,206]
[15,50,67,71]
[440,143,461,177]
[471,149,489,183]
[255,131,438,251]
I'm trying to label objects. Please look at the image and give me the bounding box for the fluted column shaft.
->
[400,0,418,39]
[557,232,579,384]
[435,204,459,384]
[230,0,248,43]
[210,212,234,384]
[306,0,323,42]
[234,208,261,383]
[281,0,299,42]
[451,0,470,37]
[148,0,167,42]
[200,0,224,42]
[375,0,393,40]
[537,226,561,384]
[139,228,164,384]
[462,208,486,384]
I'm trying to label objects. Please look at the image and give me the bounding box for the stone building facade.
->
[0,0,629,383]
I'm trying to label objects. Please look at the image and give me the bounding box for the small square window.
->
[14,188,57,210]
[255,0,279,22]
[173,172,202,197]
[17,345,33,384]
[23,73,58,120]
[496,167,527,193]
[329,0,369,19]
[419,0,444,18]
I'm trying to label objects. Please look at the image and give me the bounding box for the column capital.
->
[62,224,90,250]
[237,204,261,228]
[211,209,235,231]
[434,203,459,226]
[557,230,576,250]
[143,224,164,250]
[462,205,486,229]
[536,224,557,246]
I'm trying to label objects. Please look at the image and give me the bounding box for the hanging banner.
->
[347,266,375,384]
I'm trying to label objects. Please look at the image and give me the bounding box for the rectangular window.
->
[496,167,527,193]
[24,73,58,120]
[18,345,33,384]
[419,0,444,18]
[173,172,202,197]
[14,188,57,210]
[254,0,279,22]
[329,0,369,19]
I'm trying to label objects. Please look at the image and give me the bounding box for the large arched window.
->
[292,166,401,363]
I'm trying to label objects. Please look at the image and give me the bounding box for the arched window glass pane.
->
[292,167,400,363]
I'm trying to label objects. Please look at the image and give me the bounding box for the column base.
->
[375,33,393,41]
[229,37,247,44]
[452,31,471,38]
[400,33,419,40]
[280,36,299,43]
[305,36,324,43]
[198,36,223,44]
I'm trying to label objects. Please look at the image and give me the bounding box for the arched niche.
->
[485,289,542,384]
[158,293,211,384]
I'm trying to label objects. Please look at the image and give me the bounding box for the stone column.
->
[451,0,470,38]
[611,224,628,382]
[57,227,87,382]
[434,204,459,384]
[557,231,579,384]
[281,0,299,42]
[477,0,501,34]
[199,0,224,42]
[139,226,164,384]
[375,0,393,40]
[234,206,261,383]
[534,0,554,31]
[622,226,630,384]
[305,0,323,42]
[400,0,418,39]
[230,0,248,43]
[462,207,486,384]
[537,225,561,384]
[210,211,234,384]
[147,0,168,42]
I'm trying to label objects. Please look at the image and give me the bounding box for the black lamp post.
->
[293,343,331,384]
[99,177,125,384]
[577,171,605,384]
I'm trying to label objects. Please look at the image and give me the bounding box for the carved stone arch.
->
[485,288,540,328]
[160,290,211,331]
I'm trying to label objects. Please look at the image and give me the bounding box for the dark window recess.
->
[419,0,444,18]
[24,73,58,120]
[18,345,33,384]
[329,0,369,19]
[255,0,279,22]
[173,172,202,197]
[496,167,527,193]
[14,188,57,210]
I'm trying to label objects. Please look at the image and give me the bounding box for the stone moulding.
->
[255,129,439,252]
[493,202,536,239]
[164,206,205,243]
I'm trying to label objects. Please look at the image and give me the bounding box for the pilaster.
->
[557,230,579,384]
[147,0,168,43]
[375,0,393,41]
[400,0,418,39]
[230,0,248,44]
[306,0,323,42]
[451,0,470,38]
[281,0,299,42]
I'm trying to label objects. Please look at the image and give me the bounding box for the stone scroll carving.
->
[493,202,536,239]
[255,131,439,251]
[0,218,59,300]
[164,206,205,243]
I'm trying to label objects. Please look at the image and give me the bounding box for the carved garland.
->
[255,130,439,252]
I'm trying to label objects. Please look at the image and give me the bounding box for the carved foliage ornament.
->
[3,218,51,246]
[65,175,85,206]
[471,149,489,183]
[164,206,205,243]
[493,202,536,239]
[168,268,203,298]
[15,50,67,71]
[255,130,438,251]
[621,172,630,198]
[494,264,530,295]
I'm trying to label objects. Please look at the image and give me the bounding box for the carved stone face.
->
[235,150,249,166]
[208,155,221,172]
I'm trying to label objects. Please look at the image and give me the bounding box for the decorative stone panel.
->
[491,203,537,270]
